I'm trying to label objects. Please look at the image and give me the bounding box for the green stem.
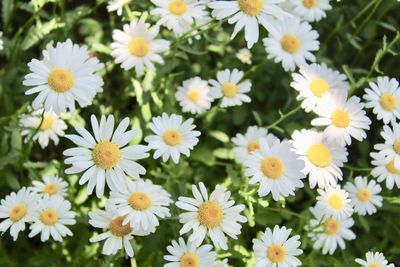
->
[344,165,372,172]
[265,206,304,218]
[267,105,302,129]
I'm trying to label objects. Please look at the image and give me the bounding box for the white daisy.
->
[29,195,76,242]
[373,123,400,168]
[20,109,67,149]
[163,237,216,267]
[344,176,382,216]
[289,0,332,22]
[370,152,400,189]
[355,251,395,267]
[63,114,149,198]
[176,182,247,250]
[244,138,305,201]
[315,185,353,220]
[23,39,104,114]
[31,175,69,197]
[111,18,170,75]
[236,48,252,64]
[253,225,302,267]
[290,129,348,188]
[208,0,290,48]
[290,63,349,113]
[0,188,38,241]
[107,0,131,16]
[145,113,201,163]
[363,76,400,125]
[176,76,213,114]
[312,90,371,146]
[263,17,319,72]
[209,69,251,108]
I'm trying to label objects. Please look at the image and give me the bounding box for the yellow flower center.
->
[197,201,223,228]
[307,143,332,168]
[247,140,260,152]
[128,37,149,57]
[47,68,74,93]
[238,0,264,16]
[261,157,285,179]
[163,129,182,146]
[221,82,238,98]
[356,188,371,203]
[186,89,202,103]
[324,218,340,235]
[267,244,286,263]
[92,141,121,169]
[128,192,152,211]
[303,0,317,8]
[168,0,188,15]
[386,159,400,174]
[180,252,199,267]
[310,79,330,97]
[109,216,132,237]
[40,208,58,226]
[331,109,350,128]
[40,115,54,130]
[327,194,344,210]
[9,204,28,222]
[379,93,397,111]
[368,264,380,267]
[393,139,400,154]
[43,183,59,196]
[280,35,301,54]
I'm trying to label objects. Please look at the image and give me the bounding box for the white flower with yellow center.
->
[63,115,149,198]
[370,152,400,189]
[111,18,170,75]
[312,90,371,146]
[253,225,303,267]
[208,0,290,48]
[28,195,76,242]
[236,48,252,64]
[23,39,104,114]
[308,206,356,255]
[374,123,400,169]
[315,186,353,220]
[0,188,38,241]
[244,138,305,201]
[290,129,348,188]
[290,63,349,113]
[209,69,252,108]
[145,113,201,163]
[232,125,278,164]
[163,237,216,267]
[20,109,67,149]
[263,17,319,72]
[363,76,400,125]
[176,182,247,250]
[355,251,395,267]
[344,176,382,216]
[176,76,213,114]
[289,0,332,22]
[31,175,68,197]
[107,0,131,16]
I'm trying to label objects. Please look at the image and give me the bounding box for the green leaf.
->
[2,0,14,27]
[21,18,64,51]
[208,130,230,143]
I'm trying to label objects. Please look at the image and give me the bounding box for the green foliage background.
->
[0,0,399,266]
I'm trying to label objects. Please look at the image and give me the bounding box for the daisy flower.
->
[31,175,68,197]
[253,225,302,267]
[176,76,213,114]
[363,76,400,125]
[355,251,395,267]
[29,195,76,242]
[208,0,290,48]
[176,182,247,250]
[374,123,400,168]
[236,48,252,64]
[290,129,348,188]
[23,39,104,114]
[290,63,349,113]
[315,185,353,220]
[312,90,371,146]
[370,152,400,189]
[209,69,251,108]
[145,113,201,163]
[107,0,131,16]
[289,0,332,22]
[263,17,319,72]
[63,115,149,198]
[20,109,67,149]
[111,18,170,75]
[108,179,172,232]
[163,237,216,267]
[0,188,38,241]
[244,138,305,201]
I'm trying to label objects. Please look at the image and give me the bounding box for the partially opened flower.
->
[176,76,213,114]
[289,0,332,22]
[236,48,252,64]
[107,0,131,15]
[355,251,395,267]
[31,175,68,197]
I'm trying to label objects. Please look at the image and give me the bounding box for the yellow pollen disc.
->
[261,156,285,179]
[331,109,350,128]
[393,139,400,154]
[356,188,371,202]
[379,93,397,111]
[238,0,264,16]
[168,0,188,15]
[47,68,74,93]
[267,244,286,263]
[368,264,380,267]
[197,201,223,228]
[247,140,260,152]
[186,89,202,103]
[327,194,344,210]
[40,115,54,130]
[128,37,149,57]
[303,0,317,8]
[92,141,121,169]
[163,129,182,146]
[221,82,238,98]
[385,159,400,174]
[43,183,59,196]
[128,192,152,211]
[307,144,332,168]
[280,34,301,54]
[324,218,340,235]
[109,216,132,237]
[40,209,58,225]
[180,252,200,267]
[9,204,28,222]
[310,79,330,97]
